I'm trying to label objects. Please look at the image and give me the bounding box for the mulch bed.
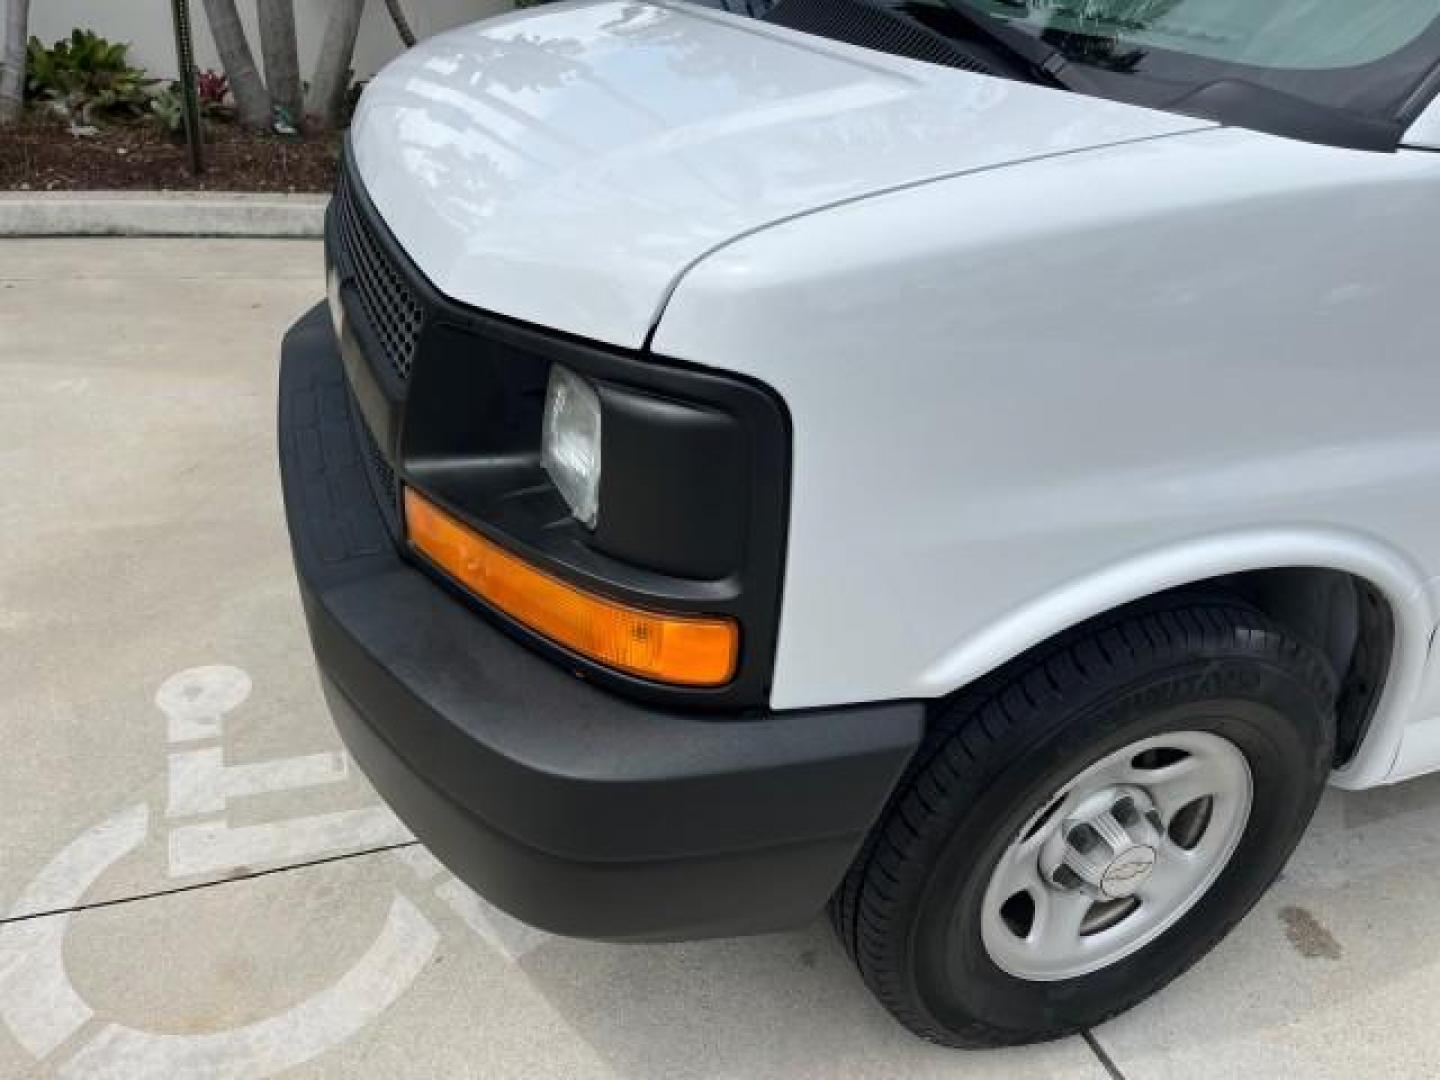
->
[1,114,340,193]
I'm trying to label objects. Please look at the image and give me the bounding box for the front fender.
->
[912,526,1433,789]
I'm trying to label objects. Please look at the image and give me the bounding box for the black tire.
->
[831,599,1337,1048]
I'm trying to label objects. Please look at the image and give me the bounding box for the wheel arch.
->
[917,527,1434,788]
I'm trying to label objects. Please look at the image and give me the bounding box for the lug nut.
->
[1052,865,1085,890]
[1112,796,1137,825]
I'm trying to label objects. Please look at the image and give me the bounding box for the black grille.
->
[765,0,994,75]
[333,166,425,383]
[362,413,398,505]
[350,391,401,534]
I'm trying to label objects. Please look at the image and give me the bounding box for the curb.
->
[0,191,329,238]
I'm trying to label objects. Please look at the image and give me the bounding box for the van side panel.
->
[654,127,1440,787]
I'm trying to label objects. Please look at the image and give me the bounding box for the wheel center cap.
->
[1100,845,1157,899]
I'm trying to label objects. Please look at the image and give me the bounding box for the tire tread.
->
[831,597,1337,1047]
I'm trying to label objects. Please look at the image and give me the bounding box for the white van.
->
[280,0,1440,1046]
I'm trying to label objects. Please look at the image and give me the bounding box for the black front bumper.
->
[280,304,923,941]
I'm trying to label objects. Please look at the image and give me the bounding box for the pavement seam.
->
[1082,1030,1128,1080]
[0,840,419,926]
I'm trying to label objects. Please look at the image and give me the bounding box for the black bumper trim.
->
[280,304,924,939]
[323,673,877,940]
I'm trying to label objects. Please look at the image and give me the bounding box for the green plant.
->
[150,83,184,135]
[25,29,155,125]
[151,69,233,136]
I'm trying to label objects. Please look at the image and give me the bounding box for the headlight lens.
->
[542,364,602,528]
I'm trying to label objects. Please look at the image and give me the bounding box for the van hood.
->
[350,0,1210,347]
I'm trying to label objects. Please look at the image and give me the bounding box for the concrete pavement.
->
[3,239,1440,1078]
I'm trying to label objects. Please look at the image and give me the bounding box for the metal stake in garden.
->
[169,0,205,175]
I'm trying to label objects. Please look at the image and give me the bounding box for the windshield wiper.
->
[934,1,1074,90]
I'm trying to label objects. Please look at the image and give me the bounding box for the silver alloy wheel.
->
[979,730,1253,982]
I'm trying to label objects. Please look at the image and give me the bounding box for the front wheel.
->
[832,600,1337,1047]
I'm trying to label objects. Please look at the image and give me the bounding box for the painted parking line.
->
[0,664,552,1078]
[166,745,348,818]
[168,806,414,878]
[57,898,438,1080]
[0,805,150,1060]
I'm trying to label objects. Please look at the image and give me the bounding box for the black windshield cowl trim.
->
[1170,79,1404,153]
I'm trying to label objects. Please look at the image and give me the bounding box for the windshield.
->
[938,1,1440,126]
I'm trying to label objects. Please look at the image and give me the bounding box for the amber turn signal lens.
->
[404,488,739,687]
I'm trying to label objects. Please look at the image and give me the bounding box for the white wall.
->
[28,1,515,83]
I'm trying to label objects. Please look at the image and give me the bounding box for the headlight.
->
[542,364,602,527]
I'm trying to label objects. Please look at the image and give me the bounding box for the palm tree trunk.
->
[306,0,365,130]
[200,0,270,129]
[0,0,31,126]
[257,0,302,125]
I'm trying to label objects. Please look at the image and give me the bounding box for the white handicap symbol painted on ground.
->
[0,664,551,1077]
